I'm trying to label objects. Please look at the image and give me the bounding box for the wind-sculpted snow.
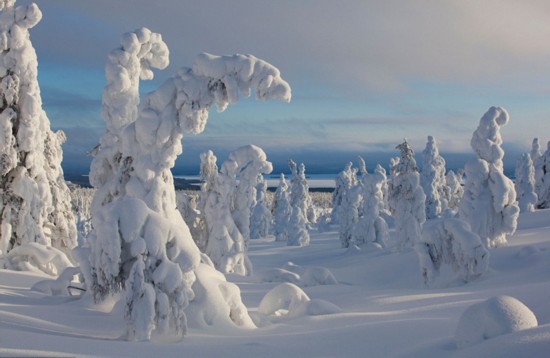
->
[0,1,76,271]
[86,37,290,340]
[459,107,519,248]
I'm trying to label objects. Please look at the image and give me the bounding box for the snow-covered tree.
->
[416,217,489,286]
[375,164,390,214]
[288,160,315,224]
[352,157,388,248]
[287,205,310,247]
[250,174,272,240]
[535,141,550,208]
[86,33,291,341]
[420,136,447,219]
[531,138,545,203]
[0,0,76,272]
[515,153,537,213]
[388,140,426,251]
[459,107,519,248]
[230,145,273,247]
[176,191,204,251]
[332,162,356,221]
[335,163,359,248]
[442,170,464,212]
[273,173,291,242]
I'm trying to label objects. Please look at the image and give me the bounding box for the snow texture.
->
[455,295,538,348]
[0,1,76,272]
[416,217,489,285]
[86,39,291,341]
[420,136,447,219]
[515,153,537,213]
[459,107,519,248]
[389,140,426,251]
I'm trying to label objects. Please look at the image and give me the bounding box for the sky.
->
[20,0,550,175]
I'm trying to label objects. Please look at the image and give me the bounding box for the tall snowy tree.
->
[420,136,447,219]
[388,140,426,251]
[86,32,291,341]
[375,164,390,214]
[459,107,519,248]
[0,0,76,272]
[531,138,544,202]
[332,162,357,222]
[288,160,315,224]
[335,162,359,248]
[250,174,272,240]
[535,141,550,208]
[352,157,388,249]
[273,173,291,242]
[515,153,537,213]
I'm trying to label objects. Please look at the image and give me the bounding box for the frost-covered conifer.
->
[230,145,273,247]
[176,192,204,251]
[420,136,447,219]
[250,174,272,240]
[416,217,489,285]
[274,174,291,242]
[336,163,359,248]
[515,153,537,213]
[0,0,76,272]
[86,33,291,341]
[459,107,519,248]
[289,160,315,224]
[375,164,390,214]
[352,157,388,248]
[332,162,357,222]
[287,206,310,247]
[535,141,550,208]
[442,170,464,212]
[388,140,426,251]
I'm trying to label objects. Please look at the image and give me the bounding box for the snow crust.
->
[455,295,538,348]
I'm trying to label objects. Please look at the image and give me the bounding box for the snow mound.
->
[257,283,341,318]
[31,267,82,296]
[254,262,338,287]
[5,243,72,276]
[455,295,538,348]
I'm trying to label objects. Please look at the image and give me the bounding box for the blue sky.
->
[23,0,550,174]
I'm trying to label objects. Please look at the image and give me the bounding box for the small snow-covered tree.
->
[287,205,310,247]
[420,136,447,219]
[0,1,76,272]
[535,141,550,208]
[332,162,356,221]
[274,174,291,242]
[335,163,359,248]
[250,174,272,240]
[515,153,537,213]
[389,140,426,251]
[459,107,519,248]
[375,164,390,214]
[352,157,388,248]
[416,217,489,286]
[442,170,464,212]
[176,192,204,251]
[86,33,291,341]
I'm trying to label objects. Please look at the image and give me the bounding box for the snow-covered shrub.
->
[535,141,550,208]
[282,262,338,287]
[0,1,77,271]
[250,175,272,240]
[416,217,489,285]
[85,31,291,341]
[273,174,291,242]
[420,136,447,219]
[459,107,519,248]
[388,140,426,251]
[515,153,537,213]
[455,296,538,348]
[352,157,388,249]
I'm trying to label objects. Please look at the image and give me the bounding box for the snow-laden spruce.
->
[273,173,291,242]
[535,141,550,209]
[442,169,464,212]
[332,162,356,222]
[289,160,315,224]
[459,107,519,248]
[85,35,291,340]
[250,174,272,240]
[352,157,388,249]
[389,140,426,251]
[375,164,390,214]
[531,138,544,202]
[515,153,537,213]
[0,0,76,273]
[416,217,489,286]
[335,163,359,248]
[420,136,447,219]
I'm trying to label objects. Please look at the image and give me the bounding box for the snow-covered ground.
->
[1,210,549,357]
